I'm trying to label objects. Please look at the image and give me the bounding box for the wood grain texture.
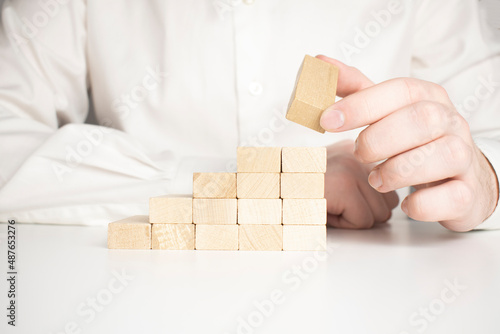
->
[238,199,282,225]
[282,199,327,225]
[286,55,338,133]
[282,147,327,173]
[239,225,283,251]
[193,199,237,224]
[149,195,192,224]
[193,173,236,198]
[152,224,195,250]
[237,173,280,199]
[107,215,151,249]
[280,173,324,199]
[283,225,326,251]
[195,225,238,250]
[237,147,281,173]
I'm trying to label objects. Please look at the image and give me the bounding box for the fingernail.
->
[368,169,382,189]
[320,107,344,130]
[401,198,408,214]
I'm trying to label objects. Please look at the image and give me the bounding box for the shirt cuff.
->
[473,137,500,230]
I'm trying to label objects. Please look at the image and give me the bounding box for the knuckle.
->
[441,136,472,170]
[452,112,470,133]
[430,82,449,100]
[449,182,473,210]
[358,217,375,229]
[411,101,446,138]
[385,191,400,209]
[401,78,426,103]
[376,208,391,222]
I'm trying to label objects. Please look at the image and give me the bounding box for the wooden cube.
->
[280,173,324,198]
[283,225,326,251]
[196,225,238,250]
[237,173,280,199]
[239,225,283,251]
[193,173,236,198]
[149,195,192,224]
[286,55,339,133]
[193,199,237,224]
[282,147,327,173]
[238,199,282,225]
[282,199,327,225]
[107,215,151,249]
[237,147,281,173]
[152,224,195,250]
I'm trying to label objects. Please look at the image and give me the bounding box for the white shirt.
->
[0,0,499,228]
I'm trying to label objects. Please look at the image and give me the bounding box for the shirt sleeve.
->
[0,0,173,225]
[411,0,500,229]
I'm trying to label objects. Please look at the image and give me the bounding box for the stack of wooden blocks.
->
[107,147,327,251]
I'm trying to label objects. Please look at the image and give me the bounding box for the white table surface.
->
[1,209,500,334]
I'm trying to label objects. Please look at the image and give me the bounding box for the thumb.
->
[316,55,374,97]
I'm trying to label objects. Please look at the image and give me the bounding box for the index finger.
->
[320,77,449,132]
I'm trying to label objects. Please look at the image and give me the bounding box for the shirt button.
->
[243,0,255,5]
[248,81,263,96]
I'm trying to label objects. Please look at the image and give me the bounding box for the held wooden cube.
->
[237,147,282,173]
[282,147,327,173]
[107,215,151,249]
[286,55,339,133]
[237,173,280,199]
[196,225,238,250]
[149,195,192,224]
[152,224,195,250]
[280,173,325,198]
[193,199,237,224]
[193,173,237,198]
[283,225,326,251]
[282,199,327,225]
[238,199,282,225]
[239,225,283,251]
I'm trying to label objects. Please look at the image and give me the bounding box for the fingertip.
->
[315,55,348,68]
[320,107,345,131]
[401,197,409,215]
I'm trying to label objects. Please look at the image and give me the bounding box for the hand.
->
[325,140,399,229]
[318,55,499,232]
